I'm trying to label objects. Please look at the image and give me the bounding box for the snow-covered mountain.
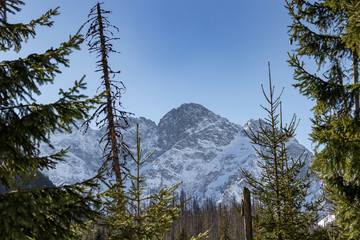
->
[41,103,321,205]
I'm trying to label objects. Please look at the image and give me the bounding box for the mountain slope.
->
[41,103,321,205]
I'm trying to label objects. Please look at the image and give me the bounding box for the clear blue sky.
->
[9,0,315,150]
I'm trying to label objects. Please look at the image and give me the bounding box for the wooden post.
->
[243,187,253,240]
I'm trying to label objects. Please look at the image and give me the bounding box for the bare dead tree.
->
[85,2,131,183]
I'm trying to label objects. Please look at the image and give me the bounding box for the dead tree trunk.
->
[96,2,122,183]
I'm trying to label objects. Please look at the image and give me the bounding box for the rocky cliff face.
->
[41,103,321,205]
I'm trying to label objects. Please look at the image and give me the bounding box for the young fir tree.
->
[85,2,130,184]
[241,63,321,240]
[286,0,360,237]
[101,124,209,240]
[0,1,102,239]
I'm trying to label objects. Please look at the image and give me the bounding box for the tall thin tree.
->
[85,2,130,183]
[241,63,321,240]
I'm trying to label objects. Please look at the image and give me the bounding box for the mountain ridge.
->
[41,102,321,205]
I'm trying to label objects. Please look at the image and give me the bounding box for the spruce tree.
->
[98,125,210,240]
[241,63,321,240]
[101,124,184,240]
[0,1,101,239]
[286,0,360,237]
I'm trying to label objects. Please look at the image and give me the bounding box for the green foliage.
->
[100,124,182,240]
[241,64,321,240]
[0,178,101,239]
[98,124,210,240]
[286,0,360,238]
[0,0,58,52]
[0,1,102,239]
[190,230,210,240]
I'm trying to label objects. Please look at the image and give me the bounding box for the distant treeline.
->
[89,190,251,240]
[164,192,246,240]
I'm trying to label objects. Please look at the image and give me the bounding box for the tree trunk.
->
[96,2,122,183]
[243,187,253,240]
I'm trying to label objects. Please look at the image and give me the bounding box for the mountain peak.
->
[177,102,210,112]
[161,103,211,121]
[41,103,320,207]
[158,103,214,132]
[157,103,216,149]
